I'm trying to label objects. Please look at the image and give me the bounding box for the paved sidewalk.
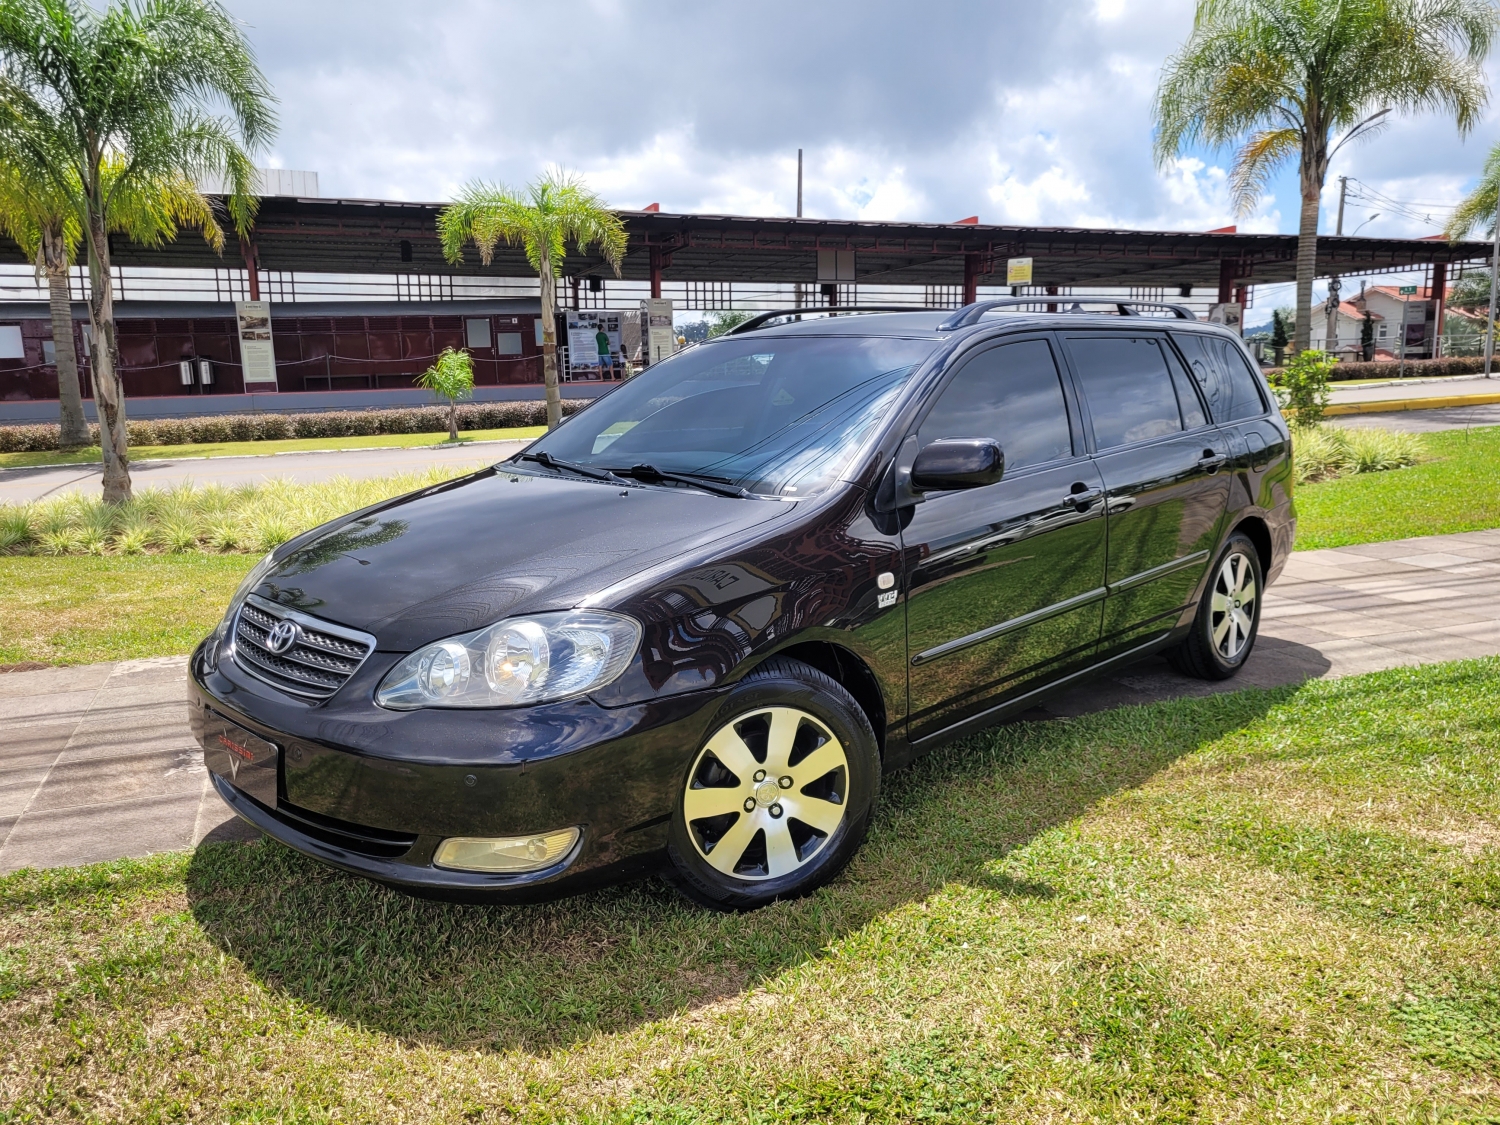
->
[1329,374,1500,404]
[0,439,529,504]
[3,528,1499,875]
[1335,404,1500,432]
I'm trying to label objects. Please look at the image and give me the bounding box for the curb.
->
[1324,392,1500,416]
[0,436,534,474]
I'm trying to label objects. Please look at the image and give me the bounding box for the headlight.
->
[375,611,641,709]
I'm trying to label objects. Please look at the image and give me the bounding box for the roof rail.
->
[936,297,1197,331]
[725,306,942,336]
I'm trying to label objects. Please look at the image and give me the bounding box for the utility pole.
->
[796,149,803,218]
[1336,176,1348,236]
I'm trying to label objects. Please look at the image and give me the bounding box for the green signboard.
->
[1398,285,1418,295]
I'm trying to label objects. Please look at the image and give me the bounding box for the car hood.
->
[253,468,793,650]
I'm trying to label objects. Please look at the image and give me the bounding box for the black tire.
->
[667,657,880,911]
[1166,532,1264,681]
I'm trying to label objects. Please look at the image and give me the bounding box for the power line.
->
[1341,178,1455,228]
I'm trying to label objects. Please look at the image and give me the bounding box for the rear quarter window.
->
[1171,332,1268,422]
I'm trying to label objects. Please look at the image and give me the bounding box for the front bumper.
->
[189,638,725,901]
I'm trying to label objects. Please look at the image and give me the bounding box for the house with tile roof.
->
[1309,285,1435,360]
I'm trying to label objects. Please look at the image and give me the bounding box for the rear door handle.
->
[1198,451,1228,472]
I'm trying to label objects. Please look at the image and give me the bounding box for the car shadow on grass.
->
[185,682,1289,1055]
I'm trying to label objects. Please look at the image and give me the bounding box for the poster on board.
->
[235,301,278,391]
[643,298,675,365]
[564,310,625,378]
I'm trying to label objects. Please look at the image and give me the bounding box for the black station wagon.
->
[191,300,1294,909]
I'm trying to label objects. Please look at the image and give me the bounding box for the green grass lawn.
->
[3,658,1497,1122]
[1294,426,1500,550]
[0,425,544,469]
[0,554,253,665]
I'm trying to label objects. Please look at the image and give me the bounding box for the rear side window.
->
[918,339,1072,471]
[1065,336,1183,450]
[1173,333,1268,422]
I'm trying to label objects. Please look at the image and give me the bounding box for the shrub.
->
[1264,354,1492,381]
[1269,350,1333,427]
[0,399,582,453]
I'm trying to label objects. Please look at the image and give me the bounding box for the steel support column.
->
[649,246,663,299]
[1217,258,1237,306]
[1431,262,1447,358]
[239,236,260,302]
[962,252,981,305]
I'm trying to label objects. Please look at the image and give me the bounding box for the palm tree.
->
[0,156,224,452]
[0,0,275,502]
[1155,0,1495,353]
[0,157,87,448]
[1445,139,1500,240]
[438,171,626,430]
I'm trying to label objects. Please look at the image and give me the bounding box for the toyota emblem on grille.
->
[265,619,300,654]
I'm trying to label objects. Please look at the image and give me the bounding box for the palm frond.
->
[1445,140,1500,239]
[1228,127,1301,216]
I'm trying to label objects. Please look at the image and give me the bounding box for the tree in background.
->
[438,172,626,431]
[1361,309,1376,360]
[1270,349,1334,426]
[0,156,227,453]
[1270,308,1289,366]
[418,347,475,442]
[707,310,753,338]
[1155,0,1495,354]
[0,0,276,502]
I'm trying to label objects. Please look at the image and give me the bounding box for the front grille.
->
[274,801,417,859]
[233,594,375,701]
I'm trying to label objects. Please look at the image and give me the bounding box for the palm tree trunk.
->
[1290,164,1326,352]
[448,400,458,442]
[42,229,89,450]
[539,251,561,430]
[86,211,131,502]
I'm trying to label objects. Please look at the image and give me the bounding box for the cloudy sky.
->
[232,0,1500,314]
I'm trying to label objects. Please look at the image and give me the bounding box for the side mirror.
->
[910,438,1005,491]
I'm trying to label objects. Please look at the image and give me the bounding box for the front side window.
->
[917,338,1073,470]
[1066,336,1183,450]
[524,335,938,497]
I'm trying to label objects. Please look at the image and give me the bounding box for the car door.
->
[1172,331,1289,506]
[1060,332,1231,654]
[901,335,1107,744]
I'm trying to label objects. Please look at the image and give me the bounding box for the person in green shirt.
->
[596,328,612,375]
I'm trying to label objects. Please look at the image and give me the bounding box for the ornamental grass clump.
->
[1293,425,1424,484]
[0,469,467,556]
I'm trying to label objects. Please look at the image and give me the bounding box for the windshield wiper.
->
[516,451,629,485]
[606,463,753,499]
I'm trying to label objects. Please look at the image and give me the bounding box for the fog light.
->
[433,827,580,873]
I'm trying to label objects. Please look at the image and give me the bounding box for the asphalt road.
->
[0,439,530,504]
[1332,403,1500,432]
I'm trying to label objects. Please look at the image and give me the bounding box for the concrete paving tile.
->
[1380,586,1470,604]
[0,766,51,820]
[26,746,205,813]
[92,675,192,708]
[1261,599,1341,619]
[0,688,103,730]
[105,657,191,689]
[53,720,198,766]
[1389,552,1491,570]
[0,663,112,698]
[1367,630,1500,663]
[0,791,202,874]
[0,720,74,772]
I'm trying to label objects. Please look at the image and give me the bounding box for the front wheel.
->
[667,658,880,910]
[1166,533,1263,681]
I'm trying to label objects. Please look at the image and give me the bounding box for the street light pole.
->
[1336,176,1348,236]
[1487,218,1500,379]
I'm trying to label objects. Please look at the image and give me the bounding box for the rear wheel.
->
[1166,533,1263,681]
[667,658,879,910]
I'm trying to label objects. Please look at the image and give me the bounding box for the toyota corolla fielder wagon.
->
[191,299,1294,909]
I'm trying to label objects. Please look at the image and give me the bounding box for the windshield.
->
[522,335,938,497]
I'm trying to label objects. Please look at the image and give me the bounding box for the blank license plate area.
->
[201,709,279,807]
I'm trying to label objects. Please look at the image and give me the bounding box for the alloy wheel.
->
[683,706,851,881]
[1210,550,1258,661]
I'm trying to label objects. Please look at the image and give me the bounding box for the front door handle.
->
[1065,485,1103,509]
[1198,450,1228,472]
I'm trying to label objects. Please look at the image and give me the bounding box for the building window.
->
[42,339,56,365]
[0,325,23,359]
[465,318,491,349]
[495,332,522,355]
